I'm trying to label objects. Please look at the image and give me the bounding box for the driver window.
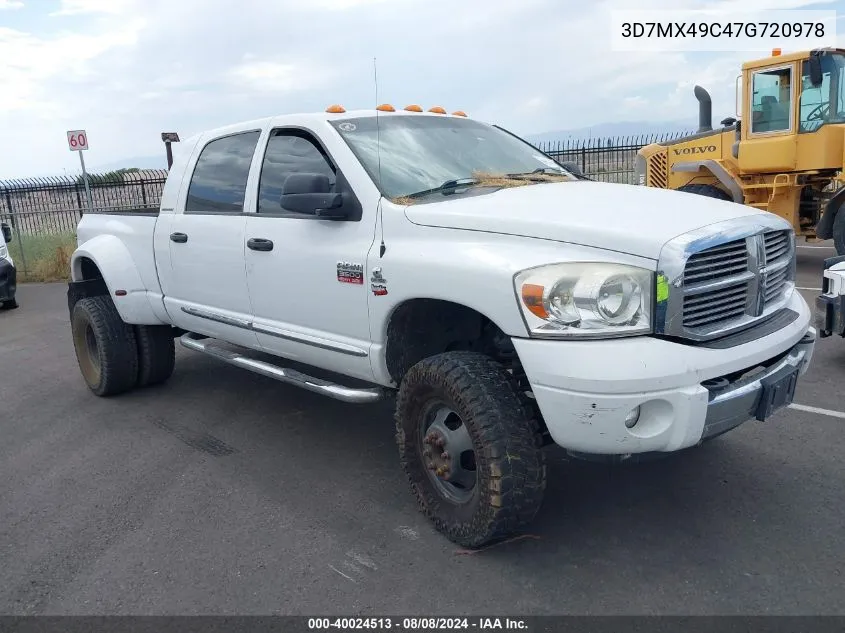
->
[799,61,831,132]
[750,67,792,134]
[257,130,336,214]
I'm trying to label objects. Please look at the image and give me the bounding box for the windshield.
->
[330,115,574,199]
[799,53,845,132]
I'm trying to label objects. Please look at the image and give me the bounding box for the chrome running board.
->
[179,333,384,404]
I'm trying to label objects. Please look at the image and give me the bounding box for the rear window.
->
[186,131,260,213]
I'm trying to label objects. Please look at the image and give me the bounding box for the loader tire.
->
[135,325,176,387]
[395,351,546,549]
[71,296,139,397]
[678,183,732,201]
[833,208,845,256]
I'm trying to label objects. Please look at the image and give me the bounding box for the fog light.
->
[624,406,641,429]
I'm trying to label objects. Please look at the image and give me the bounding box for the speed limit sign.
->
[67,130,89,151]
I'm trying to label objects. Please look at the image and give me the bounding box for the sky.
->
[0,0,843,178]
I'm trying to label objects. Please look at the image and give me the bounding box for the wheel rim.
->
[74,321,101,386]
[419,403,478,504]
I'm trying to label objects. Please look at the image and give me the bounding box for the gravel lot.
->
[1,245,843,616]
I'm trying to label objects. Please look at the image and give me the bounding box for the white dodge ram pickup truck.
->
[67,106,816,547]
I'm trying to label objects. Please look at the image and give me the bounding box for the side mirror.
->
[280,173,345,218]
[809,55,823,87]
[1,223,11,244]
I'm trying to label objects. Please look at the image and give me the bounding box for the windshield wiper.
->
[404,178,480,199]
[506,167,566,176]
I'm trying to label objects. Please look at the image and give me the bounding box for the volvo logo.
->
[673,145,716,155]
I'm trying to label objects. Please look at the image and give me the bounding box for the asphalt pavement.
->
[0,245,843,615]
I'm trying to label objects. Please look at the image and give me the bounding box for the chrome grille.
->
[656,217,797,343]
[683,238,748,285]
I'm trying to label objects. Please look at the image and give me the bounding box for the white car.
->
[66,105,816,547]
[0,222,17,310]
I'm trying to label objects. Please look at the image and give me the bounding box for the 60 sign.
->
[67,130,89,151]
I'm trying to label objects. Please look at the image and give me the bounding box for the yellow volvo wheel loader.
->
[636,48,845,255]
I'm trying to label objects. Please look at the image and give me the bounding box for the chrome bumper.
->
[701,328,815,440]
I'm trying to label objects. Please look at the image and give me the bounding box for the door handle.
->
[170,232,188,243]
[247,238,274,252]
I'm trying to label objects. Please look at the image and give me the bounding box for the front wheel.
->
[395,351,546,548]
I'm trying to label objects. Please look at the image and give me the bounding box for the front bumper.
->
[816,256,845,338]
[0,257,16,302]
[513,292,815,455]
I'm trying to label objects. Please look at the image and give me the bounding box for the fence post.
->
[140,177,148,206]
[581,147,586,174]
[74,182,83,219]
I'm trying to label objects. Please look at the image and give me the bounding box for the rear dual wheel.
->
[71,296,175,396]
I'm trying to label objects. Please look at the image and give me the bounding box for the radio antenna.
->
[374,56,383,189]
[374,56,386,257]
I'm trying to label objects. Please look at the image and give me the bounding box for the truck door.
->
[163,129,262,349]
[243,128,377,382]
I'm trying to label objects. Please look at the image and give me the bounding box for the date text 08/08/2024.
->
[307,618,528,630]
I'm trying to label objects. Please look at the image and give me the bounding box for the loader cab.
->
[739,49,845,173]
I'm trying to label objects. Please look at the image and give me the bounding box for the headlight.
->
[514,263,653,338]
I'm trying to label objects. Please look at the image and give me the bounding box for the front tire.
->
[395,351,546,548]
[71,296,139,397]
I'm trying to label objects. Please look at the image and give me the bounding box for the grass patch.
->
[7,232,76,283]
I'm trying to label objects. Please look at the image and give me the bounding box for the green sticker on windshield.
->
[656,274,669,303]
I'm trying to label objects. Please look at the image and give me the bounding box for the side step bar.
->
[179,333,384,404]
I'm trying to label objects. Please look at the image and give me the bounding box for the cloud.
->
[0,0,23,9]
[49,0,132,16]
[1,0,843,178]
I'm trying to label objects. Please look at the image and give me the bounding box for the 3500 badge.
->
[337,262,364,285]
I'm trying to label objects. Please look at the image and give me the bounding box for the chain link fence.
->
[0,132,693,281]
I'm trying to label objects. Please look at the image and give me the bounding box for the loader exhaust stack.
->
[694,85,713,132]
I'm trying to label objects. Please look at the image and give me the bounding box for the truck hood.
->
[403,180,764,259]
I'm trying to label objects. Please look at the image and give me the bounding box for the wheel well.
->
[385,299,516,384]
[68,256,108,315]
[385,299,551,444]
[77,256,103,282]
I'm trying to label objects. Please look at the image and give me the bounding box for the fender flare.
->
[671,160,744,204]
[70,234,165,325]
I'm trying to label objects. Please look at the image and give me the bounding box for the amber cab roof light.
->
[404,104,423,112]
[772,48,782,56]
[326,104,346,113]
[428,106,447,114]
[376,103,395,112]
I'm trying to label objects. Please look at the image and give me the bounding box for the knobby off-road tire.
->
[71,296,139,397]
[395,351,546,548]
[135,325,175,387]
[677,183,732,201]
